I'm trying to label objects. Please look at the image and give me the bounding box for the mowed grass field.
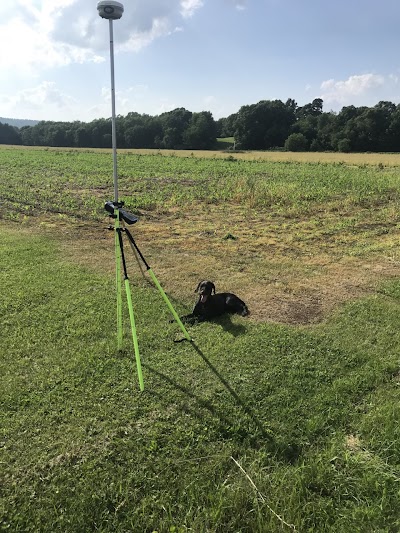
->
[1,146,400,531]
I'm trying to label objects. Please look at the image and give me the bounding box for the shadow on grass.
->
[143,362,252,438]
[190,340,303,462]
[144,339,303,462]
[144,341,302,462]
[213,315,247,336]
[144,338,285,446]
[189,340,270,438]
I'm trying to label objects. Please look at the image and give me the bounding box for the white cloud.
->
[204,95,217,106]
[0,0,204,74]
[180,0,204,18]
[320,73,386,105]
[100,85,149,112]
[152,100,178,115]
[120,17,182,54]
[50,0,204,52]
[0,1,206,120]
[0,80,153,121]
[0,81,77,119]
[234,2,247,11]
[223,0,246,11]
[91,92,180,120]
[0,5,103,74]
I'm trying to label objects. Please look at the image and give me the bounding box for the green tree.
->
[337,138,351,152]
[235,100,296,149]
[284,132,309,152]
[183,111,217,149]
[20,126,34,145]
[314,112,337,151]
[296,98,323,120]
[387,104,400,152]
[0,122,21,144]
[160,108,192,149]
[336,105,359,126]
[74,126,92,147]
[217,113,237,137]
[125,125,155,148]
[290,99,325,148]
[12,97,400,153]
[102,133,112,148]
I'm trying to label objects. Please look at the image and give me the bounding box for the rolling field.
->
[1,146,400,531]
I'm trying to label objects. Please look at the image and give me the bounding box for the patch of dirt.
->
[7,203,399,326]
[345,434,362,451]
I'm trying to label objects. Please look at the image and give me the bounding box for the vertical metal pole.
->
[109,19,122,348]
[108,18,118,203]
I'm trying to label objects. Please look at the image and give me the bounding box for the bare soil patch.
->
[20,203,395,326]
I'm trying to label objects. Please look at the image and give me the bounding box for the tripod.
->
[105,201,192,391]
[96,3,191,391]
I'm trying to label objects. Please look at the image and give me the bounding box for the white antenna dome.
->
[97,1,124,20]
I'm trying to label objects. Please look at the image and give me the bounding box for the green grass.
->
[1,145,400,530]
[1,147,400,221]
[1,226,400,532]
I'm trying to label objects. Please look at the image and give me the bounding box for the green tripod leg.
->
[114,211,123,350]
[124,278,144,391]
[124,228,192,342]
[148,269,191,341]
[116,224,144,391]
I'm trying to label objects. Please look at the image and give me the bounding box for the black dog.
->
[180,280,249,324]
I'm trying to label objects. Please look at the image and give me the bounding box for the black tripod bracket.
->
[104,200,139,225]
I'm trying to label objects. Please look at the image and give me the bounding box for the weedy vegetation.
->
[1,146,400,532]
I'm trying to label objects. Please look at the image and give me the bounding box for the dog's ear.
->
[211,282,216,294]
[195,282,202,293]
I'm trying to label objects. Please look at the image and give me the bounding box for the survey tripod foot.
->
[106,201,192,391]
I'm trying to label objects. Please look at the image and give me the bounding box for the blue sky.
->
[1,0,399,122]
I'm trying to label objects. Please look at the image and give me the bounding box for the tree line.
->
[1,99,400,152]
[0,109,216,151]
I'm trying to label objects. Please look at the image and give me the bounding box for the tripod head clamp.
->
[105,201,139,225]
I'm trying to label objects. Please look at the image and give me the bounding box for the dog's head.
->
[195,280,216,303]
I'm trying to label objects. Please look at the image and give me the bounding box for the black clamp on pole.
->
[104,201,139,225]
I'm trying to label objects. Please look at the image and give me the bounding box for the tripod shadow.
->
[143,340,273,448]
[143,362,245,438]
[189,340,271,440]
[190,341,303,462]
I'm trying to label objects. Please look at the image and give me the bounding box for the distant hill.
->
[0,117,39,128]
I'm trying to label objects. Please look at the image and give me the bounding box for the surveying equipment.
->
[97,2,191,391]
